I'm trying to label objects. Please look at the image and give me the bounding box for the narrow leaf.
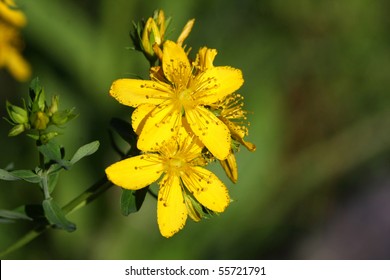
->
[120,188,148,216]
[0,209,33,221]
[70,141,100,164]
[0,218,14,224]
[0,169,19,181]
[47,170,60,194]
[42,199,76,232]
[10,170,42,183]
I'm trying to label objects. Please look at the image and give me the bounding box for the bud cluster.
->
[130,10,171,65]
[4,78,77,142]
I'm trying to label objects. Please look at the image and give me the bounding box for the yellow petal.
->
[157,174,187,238]
[6,49,31,82]
[105,154,163,190]
[194,66,244,105]
[0,0,27,27]
[110,79,171,107]
[195,47,217,71]
[137,103,182,152]
[177,126,204,157]
[131,103,156,135]
[162,41,191,86]
[185,106,230,160]
[176,19,195,47]
[181,166,230,213]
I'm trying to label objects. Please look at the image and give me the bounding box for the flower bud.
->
[131,10,171,64]
[8,123,25,136]
[219,152,238,183]
[176,18,195,47]
[184,194,202,222]
[48,95,59,116]
[6,101,28,124]
[30,111,49,130]
[51,108,77,126]
[39,131,59,143]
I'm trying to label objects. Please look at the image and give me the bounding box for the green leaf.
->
[42,199,76,232]
[38,141,71,169]
[0,205,43,223]
[120,188,148,216]
[70,140,100,164]
[29,77,45,112]
[47,169,60,194]
[38,141,62,161]
[0,209,33,221]
[26,133,40,140]
[10,170,42,183]
[0,169,19,181]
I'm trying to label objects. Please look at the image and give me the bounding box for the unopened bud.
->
[39,131,59,143]
[219,152,238,183]
[51,108,77,126]
[6,101,28,124]
[48,95,59,116]
[184,194,202,222]
[30,111,49,130]
[8,124,25,136]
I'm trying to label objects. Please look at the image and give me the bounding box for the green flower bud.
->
[6,101,28,124]
[51,108,77,126]
[39,131,59,143]
[131,10,171,64]
[29,78,46,112]
[8,124,25,136]
[30,111,50,130]
[48,95,59,116]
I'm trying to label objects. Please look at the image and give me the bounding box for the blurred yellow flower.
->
[105,129,230,238]
[0,0,31,81]
[110,40,244,160]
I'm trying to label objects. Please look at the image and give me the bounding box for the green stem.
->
[62,176,113,216]
[0,224,49,259]
[0,176,113,258]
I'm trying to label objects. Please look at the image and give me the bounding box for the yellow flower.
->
[217,93,256,152]
[0,0,27,27]
[110,40,244,160]
[192,47,255,182]
[0,0,31,81]
[193,46,254,151]
[105,129,230,238]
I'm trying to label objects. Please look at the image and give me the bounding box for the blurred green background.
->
[1,0,390,259]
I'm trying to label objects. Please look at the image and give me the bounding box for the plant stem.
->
[0,224,49,259]
[0,176,113,258]
[62,176,113,216]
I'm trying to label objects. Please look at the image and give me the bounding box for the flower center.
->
[177,88,195,111]
[165,155,187,174]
